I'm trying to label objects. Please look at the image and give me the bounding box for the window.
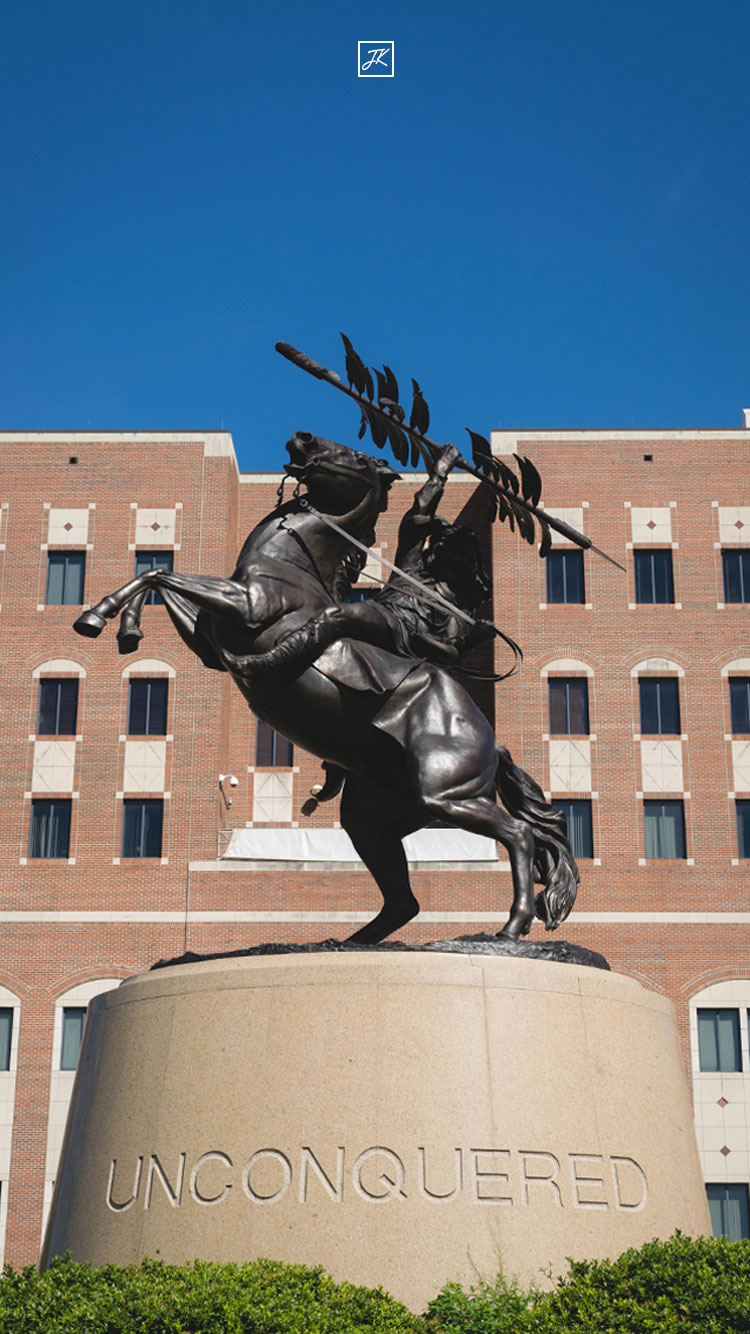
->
[722,549,750,603]
[634,549,674,604]
[255,721,293,767]
[0,1009,12,1072]
[127,678,168,735]
[698,1008,741,1072]
[121,799,163,858]
[545,550,584,604]
[37,678,79,735]
[639,677,680,734]
[551,799,593,859]
[729,678,750,733]
[548,679,589,734]
[45,552,85,605]
[60,1006,87,1071]
[28,799,71,858]
[707,1184,750,1242]
[737,801,750,859]
[643,799,686,859]
[347,589,378,603]
[134,550,173,605]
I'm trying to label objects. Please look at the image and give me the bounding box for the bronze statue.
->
[74,426,580,945]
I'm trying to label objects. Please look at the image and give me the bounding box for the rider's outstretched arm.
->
[391,443,461,575]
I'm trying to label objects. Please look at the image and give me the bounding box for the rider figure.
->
[245,443,496,678]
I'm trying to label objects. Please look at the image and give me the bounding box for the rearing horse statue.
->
[74,431,579,944]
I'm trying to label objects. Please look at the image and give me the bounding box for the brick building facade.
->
[0,423,748,1264]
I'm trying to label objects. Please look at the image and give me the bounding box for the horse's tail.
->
[494,746,579,930]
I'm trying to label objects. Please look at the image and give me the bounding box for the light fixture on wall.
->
[218,774,239,808]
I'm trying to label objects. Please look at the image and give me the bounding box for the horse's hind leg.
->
[408,729,536,940]
[340,776,420,945]
[428,793,536,941]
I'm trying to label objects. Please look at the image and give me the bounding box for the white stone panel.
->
[253,771,293,823]
[548,739,591,792]
[134,507,176,545]
[31,740,76,793]
[718,506,750,545]
[640,740,684,793]
[543,507,583,546]
[224,827,497,861]
[361,544,383,583]
[122,740,166,793]
[630,657,683,677]
[732,740,750,792]
[630,507,672,543]
[32,659,86,678]
[47,508,89,545]
[541,658,592,676]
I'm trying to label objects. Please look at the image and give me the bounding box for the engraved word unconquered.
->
[106,1146,648,1212]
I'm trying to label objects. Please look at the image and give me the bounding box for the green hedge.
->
[0,1255,425,1333]
[425,1234,750,1334]
[3,1236,749,1332]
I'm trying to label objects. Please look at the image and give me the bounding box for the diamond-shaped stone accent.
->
[735,520,745,530]
[150,522,161,531]
[646,520,657,530]
[63,522,73,531]
[718,1097,728,1108]
[720,1145,731,1157]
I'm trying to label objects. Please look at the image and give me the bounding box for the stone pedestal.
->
[42,953,710,1311]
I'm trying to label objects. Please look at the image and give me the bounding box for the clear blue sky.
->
[1,1,749,471]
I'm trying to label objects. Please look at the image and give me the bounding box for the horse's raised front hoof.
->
[117,628,143,655]
[73,609,107,638]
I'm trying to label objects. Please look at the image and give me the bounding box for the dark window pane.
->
[255,720,293,767]
[706,1184,750,1241]
[0,1009,12,1072]
[45,552,85,605]
[134,550,173,605]
[548,679,590,734]
[729,678,750,733]
[634,549,674,604]
[60,1006,86,1071]
[346,588,378,603]
[643,799,686,858]
[551,799,593,858]
[37,679,79,735]
[722,550,750,603]
[122,800,163,858]
[127,679,168,735]
[737,801,750,859]
[638,677,681,734]
[698,1008,741,1072]
[545,550,585,604]
[28,799,71,858]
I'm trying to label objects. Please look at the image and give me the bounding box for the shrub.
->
[425,1233,750,1334]
[527,1233,750,1334]
[424,1270,534,1333]
[0,1254,426,1333]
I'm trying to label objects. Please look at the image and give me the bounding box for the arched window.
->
[43,979,120,1236]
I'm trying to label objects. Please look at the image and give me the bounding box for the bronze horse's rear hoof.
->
[73,609,107,638]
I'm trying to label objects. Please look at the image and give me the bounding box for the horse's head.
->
[285,431,399,516]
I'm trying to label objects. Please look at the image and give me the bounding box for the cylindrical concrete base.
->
[42,953,709,1311]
